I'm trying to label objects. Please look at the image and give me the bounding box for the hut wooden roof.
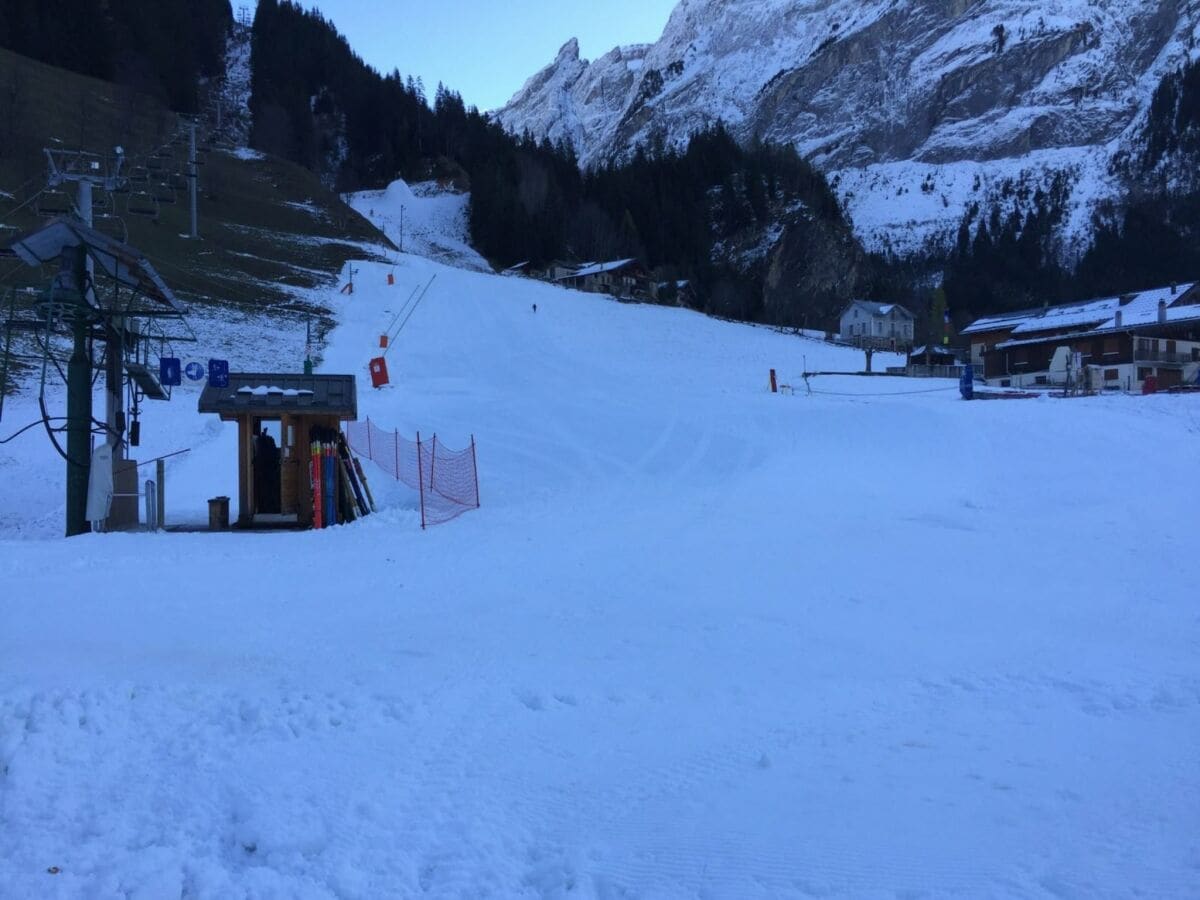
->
[198,373,357,419]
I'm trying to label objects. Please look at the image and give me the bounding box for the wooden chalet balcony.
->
[845,335,913,351]
[1134,349,1194,365]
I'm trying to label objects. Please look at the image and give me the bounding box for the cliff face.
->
[495,1,1200,258]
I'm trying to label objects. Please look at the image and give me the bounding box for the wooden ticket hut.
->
[198,373,357,527]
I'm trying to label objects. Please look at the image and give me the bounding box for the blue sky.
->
[290,1,678,111]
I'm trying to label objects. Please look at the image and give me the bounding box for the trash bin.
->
[208,496,230,531]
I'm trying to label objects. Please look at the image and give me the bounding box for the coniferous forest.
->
[0,0,231,114]
[4,0,1200,335]
[922,57,1200,328]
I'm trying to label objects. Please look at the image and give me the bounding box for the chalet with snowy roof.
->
[533,259,580,282]
[556,258,655,301]
[838,300,914,349]
[961,282,1200,391]
[893,344,967,378]
[910,344,965,365]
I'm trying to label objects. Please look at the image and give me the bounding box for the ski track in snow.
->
[1,182,1199,896]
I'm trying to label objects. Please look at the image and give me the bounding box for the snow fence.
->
[344,419,479,528]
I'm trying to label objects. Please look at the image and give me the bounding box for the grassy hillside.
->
[0,46,391,322]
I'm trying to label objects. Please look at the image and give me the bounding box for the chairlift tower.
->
[2,149,192,535]
[2,219,194,536]
[44,148,134,482]
[188,118,199,239]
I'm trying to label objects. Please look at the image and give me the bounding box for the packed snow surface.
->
[1,229,1198,894]
[348,180,491,273]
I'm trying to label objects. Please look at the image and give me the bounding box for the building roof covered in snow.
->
[910,344,963,359]
[960,309,1039,335]
[964,283,1199,337]
[842,300,914,319]
[199,373,358,419]
[559,258,639,279]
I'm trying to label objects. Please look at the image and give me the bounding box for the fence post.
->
[470,435,480,508]
[394,428,400,481]
[144,480,156,531]
[156,457,165,528]
[415,431,426,529]
[366,417,372,458]
[429,434,437,491]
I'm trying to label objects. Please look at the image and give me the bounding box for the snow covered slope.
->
[496,0,1200,255]
[348,179,492,272]
[1,242,1198,893]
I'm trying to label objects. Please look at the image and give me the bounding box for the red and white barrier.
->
[344,418,479,528]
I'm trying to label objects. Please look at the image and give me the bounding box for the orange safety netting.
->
[344,419,479,527]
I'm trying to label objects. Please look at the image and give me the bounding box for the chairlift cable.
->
[0,416,68,444]
[140,250,282,307]
[385,274,436,354]
[1,173,48,205]
[384,284,422,335]
[0,188,48,225]
[27,325,69,386]
[0,260,30,284]
[37,394,85,467]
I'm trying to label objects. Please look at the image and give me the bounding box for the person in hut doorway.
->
[266,429,281,511]
[254,426,281,513]
[253,427,270,512]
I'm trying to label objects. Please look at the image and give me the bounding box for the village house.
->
[961,282,1200,391]
[533,259,579,282]
[838,300,915,349]
[897,344,967,378]
[555,258,656,301]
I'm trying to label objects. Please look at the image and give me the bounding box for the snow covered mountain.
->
[495,0,1200,257]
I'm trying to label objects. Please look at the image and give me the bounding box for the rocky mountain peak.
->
[494,0,1199,258]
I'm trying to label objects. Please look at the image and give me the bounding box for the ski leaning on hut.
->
[309,426,373,528]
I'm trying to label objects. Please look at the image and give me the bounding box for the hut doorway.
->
[251,418,284,519]
[250,416,305,524]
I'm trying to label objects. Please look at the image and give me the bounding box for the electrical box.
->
[369,356,389,388]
